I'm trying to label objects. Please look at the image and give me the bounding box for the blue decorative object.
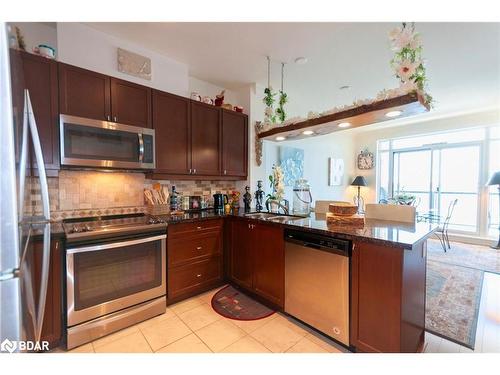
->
[279,146,304,186]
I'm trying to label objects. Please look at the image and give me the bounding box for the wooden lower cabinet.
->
[33,237,62,349]
[228,219,284,308]
[167,220,224,302]
[350,240,426,353]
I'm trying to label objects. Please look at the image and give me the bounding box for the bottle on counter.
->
[170,185,179,211]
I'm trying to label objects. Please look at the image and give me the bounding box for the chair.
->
[434,199,458,252]
[365,203,416,224]
[314,200,350,214]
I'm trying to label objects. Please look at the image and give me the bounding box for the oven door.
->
[66,234,166,327]
[60,114,155,170]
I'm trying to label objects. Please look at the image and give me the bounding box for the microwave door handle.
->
[138,133,144,162]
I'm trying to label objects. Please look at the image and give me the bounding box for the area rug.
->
[426,259,484,349]
[427,239,500,275]
[211,285,275,321]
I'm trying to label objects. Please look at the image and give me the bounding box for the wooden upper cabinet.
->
[152,90,191,175]
[222,110,248,177]
[190,102,221,176]
[22,52,59,171]
[253,223,284,308]
[110,78,152,128]
[58,63,111,121]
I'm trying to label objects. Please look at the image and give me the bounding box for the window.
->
[377,125,500,238]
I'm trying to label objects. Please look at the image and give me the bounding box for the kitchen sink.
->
[266,215,303,223]
[243,212,276,220]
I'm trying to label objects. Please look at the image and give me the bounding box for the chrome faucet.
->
[266,199,289,215]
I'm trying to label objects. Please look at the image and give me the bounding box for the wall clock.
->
[357,150,374,170]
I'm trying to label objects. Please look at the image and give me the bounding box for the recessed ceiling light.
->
[276,136,286,141]
[302,130,314,135]
[338,122,351,128]
[385,110,402,118]
[294,57,308,65]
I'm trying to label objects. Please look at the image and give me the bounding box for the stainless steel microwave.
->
[60,115,155,170]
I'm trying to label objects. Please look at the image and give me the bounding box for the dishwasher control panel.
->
[284,229,351,256]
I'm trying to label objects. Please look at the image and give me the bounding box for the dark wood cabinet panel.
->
[21,52,59,171]
[152,90,191,175]
[350,240,426,353]
[33,238,62,350]
[58,63,111,121]
[110,78,152,128]
[190,102,221,176]
[222,110,247,177]
[228,219,284,308]
[168,257,222,301]
[253,224,284,307]
[230,219,254,290]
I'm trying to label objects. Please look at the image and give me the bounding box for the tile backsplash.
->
[30,170,237,221]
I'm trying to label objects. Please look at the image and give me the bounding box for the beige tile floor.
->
[59,271,500,354]
[59,286,347,354]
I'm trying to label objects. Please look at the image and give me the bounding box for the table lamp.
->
[351,176,367,214]
[487,171,500,249]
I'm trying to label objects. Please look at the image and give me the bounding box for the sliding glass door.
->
[392,143,482,234]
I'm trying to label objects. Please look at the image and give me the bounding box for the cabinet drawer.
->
[168,232,221,267]
[168,219,223,238]
[168,257,222,299]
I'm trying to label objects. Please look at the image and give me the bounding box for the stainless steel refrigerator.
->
[0,23,51,352]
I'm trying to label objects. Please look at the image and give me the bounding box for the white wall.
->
[188,77,244,109]
[353,108,500,203]
[57,23,189,96]
[8,22,57,54]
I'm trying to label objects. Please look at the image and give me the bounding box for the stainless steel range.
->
[63,214,167,349]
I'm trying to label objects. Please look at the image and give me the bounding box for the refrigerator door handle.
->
[25,90,51,342]
[17,98,29,222]
[25,90,50,221]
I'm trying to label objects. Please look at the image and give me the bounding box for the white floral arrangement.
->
[268,165,285,202]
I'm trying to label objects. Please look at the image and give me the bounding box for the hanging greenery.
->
[275,62,288,123]
[389,22,433,107]
[263,56,277,124]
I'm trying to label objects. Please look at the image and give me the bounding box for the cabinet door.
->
[222,110,247,177]
[34,239,62,350]
[350,241,403,353]
[22,52,59,171]
[253,223,285,308]
[58,63,111,121]
[110,78,152,127]
[190,102,221,176]
[230,220,253,290]
[152,90,191,175]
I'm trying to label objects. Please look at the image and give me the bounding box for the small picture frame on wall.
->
[117,47,152,81]
[329,157,345,186]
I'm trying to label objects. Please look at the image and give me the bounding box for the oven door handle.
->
[66,234,166,254]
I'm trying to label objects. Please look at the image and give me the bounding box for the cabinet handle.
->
[196,246,202,250]
[193,168,197,174]
[224,169,227,175]
[114,116,117,122]
[55,242,59,249]
[106,115,110,121]
[189,168,192,174]
[196,226,202,230]
[196,274,202,278]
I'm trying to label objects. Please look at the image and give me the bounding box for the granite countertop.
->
[45,209,437,249]
[165,210,437,250]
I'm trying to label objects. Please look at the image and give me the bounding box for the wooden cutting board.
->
[326,212,365,226]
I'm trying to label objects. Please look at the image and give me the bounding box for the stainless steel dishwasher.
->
[284,229,350,346]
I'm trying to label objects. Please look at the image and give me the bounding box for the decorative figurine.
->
[243,186,252,212]
[255,180,265,212]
